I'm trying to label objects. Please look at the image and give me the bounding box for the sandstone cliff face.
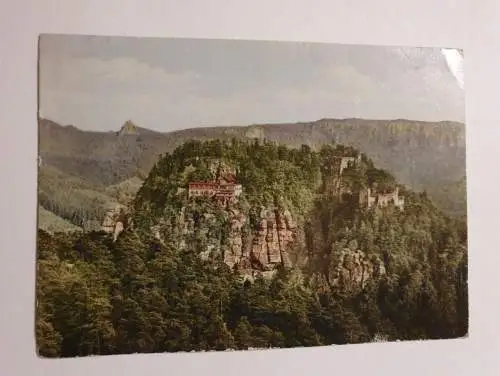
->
[167,203,298,275]
[250,207,295,270]
[223,208,247,268]
[329,248,386,292]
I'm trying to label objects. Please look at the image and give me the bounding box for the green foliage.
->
[36,140,468,357]
[38,166,142,230]
[133,139,322,228]
[366,167,396,192]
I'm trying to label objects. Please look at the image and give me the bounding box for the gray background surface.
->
[1,0,498,375]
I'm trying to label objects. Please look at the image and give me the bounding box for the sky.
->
[38,34,465,132]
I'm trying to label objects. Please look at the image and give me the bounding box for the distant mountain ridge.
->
[37,116,466,230]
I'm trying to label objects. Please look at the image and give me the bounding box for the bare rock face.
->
[277,209,295,267]
[117,120,138,136]
[113,222,124,242]
[102,204,129,241]
[169,202,297,276]
[266,211,281,264]
[251,216,269,267]
[151,218,168,243]
[223,209,247,267]
[151,225,162,241]
[329,248,386,292]
[250,207,297,270]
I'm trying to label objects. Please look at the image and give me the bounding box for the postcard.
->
[36,34,466,357]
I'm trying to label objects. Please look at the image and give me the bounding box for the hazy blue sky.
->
[39,35,464,132]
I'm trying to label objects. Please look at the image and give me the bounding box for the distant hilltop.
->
[117,120,139,136]
[115,120,159,136]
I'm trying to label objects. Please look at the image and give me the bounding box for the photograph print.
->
[36,34,467,357]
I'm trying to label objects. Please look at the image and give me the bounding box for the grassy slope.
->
[37,206,82,234]
[38,165,123,228]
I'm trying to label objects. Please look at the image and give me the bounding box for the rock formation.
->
[169,202,298,275]
[277,209,295,267]
[250,207,296,270]
[329,248,386,292]
[117,120,139,136]
[223,209,247,268]
[101,204,129,241]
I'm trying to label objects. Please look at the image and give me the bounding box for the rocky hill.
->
[36,139,468,357]
[126,139,466,283]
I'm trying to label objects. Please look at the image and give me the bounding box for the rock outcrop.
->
[168,203,298,275]
[223,209,247,268]
[117,120,139,136]
[151,218,168,243]
[329,248,386,292]
[250,207,296,270]
[277,209,295,267]
[101,204,129,241]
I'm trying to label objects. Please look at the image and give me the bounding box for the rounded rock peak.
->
[118,120,139,136]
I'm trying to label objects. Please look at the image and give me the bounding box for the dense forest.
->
[36,139,468,357]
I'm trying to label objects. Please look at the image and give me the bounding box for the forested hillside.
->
[36,140,468,357]
[37,116,466,232]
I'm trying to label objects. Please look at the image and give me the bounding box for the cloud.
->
[39,54,197,93]
[38,45,464,132]
[319,65,378,95]
[39,53,203,128]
